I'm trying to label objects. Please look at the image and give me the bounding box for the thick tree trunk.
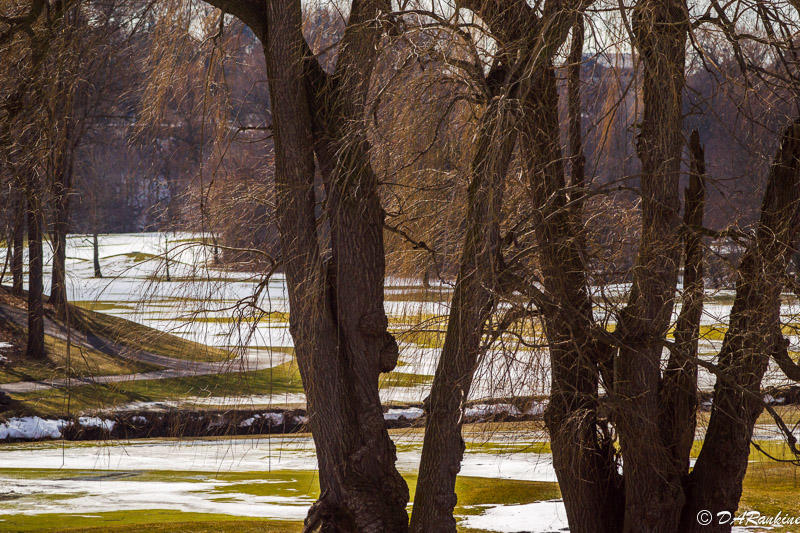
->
[11,189,25,296]
[261,0,408,530]
[410,97,518,533]
[93,233,102,278]
[681,120,800,532]
[26,184,45,360]
[521,64,624,533]
[613,0,689,529]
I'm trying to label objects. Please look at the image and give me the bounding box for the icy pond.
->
[0,233,798,530]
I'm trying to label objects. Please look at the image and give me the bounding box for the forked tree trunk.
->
[613,0,689,529]
[310,1,410,529]
[411,2,590,528]
[680,120,800,532]
[11,189,25,296]
[259,0,409,530]
[522,64,624,533]
[26,183,45,360]
[202,0,409,528]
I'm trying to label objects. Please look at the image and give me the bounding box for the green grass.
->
[0,466,558,532]
[10,356,437,416]
[380,371,434,388]
[384,288,453,303]
[71,301,137,312]
[0,334,158,385]
[395,329,447,349]
[12,360,305,416]
[147,312,290,325]
[0,511,304,532]
[68,304,232,363]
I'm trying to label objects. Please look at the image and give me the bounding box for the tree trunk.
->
[410,96,518,533]
[1,232,8,286]
[93,233,102,278]
[11,189,25,296]
[311,1,411,529]
[49,164,72,312]
[163,233,171,282]
[613,0,689,529]
[659,130,705,474]
[26,183,45,360]
[521,63,624,533]
[681,120,800,532]
[260,0,408,530]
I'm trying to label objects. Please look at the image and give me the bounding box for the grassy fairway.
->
[12,358,304,416]
[68,304,232,363]
[0,334,157,385]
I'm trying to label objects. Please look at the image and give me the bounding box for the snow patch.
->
[763,394,785,405]
[384,407,424,421]
[459,499,568,532]
[464,403,521,418]
[78,417,116,432]
[0,417,68,440]
[525,402,547,416]
[239,412,285,428]
[0,477,312,520]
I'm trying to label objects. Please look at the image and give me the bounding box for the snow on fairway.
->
[0,434,558,524]
[3,232,797,399]
[460,500,568,532]
[0,435,558,481]
[0,477,312,520]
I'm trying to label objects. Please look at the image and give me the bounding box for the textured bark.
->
[322,0,410,528]
[258,5,351,529]
[11,189,25,296]
[213,0,410,529]
[410,97,518,533]
[26,178,45,360]
[200,0,411,525]
[659,130,705,473]
[567,17,585,196]
[411,3,594,530]
[522,65,624,533]
[681,120,800,532]
[613,0,689,529]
